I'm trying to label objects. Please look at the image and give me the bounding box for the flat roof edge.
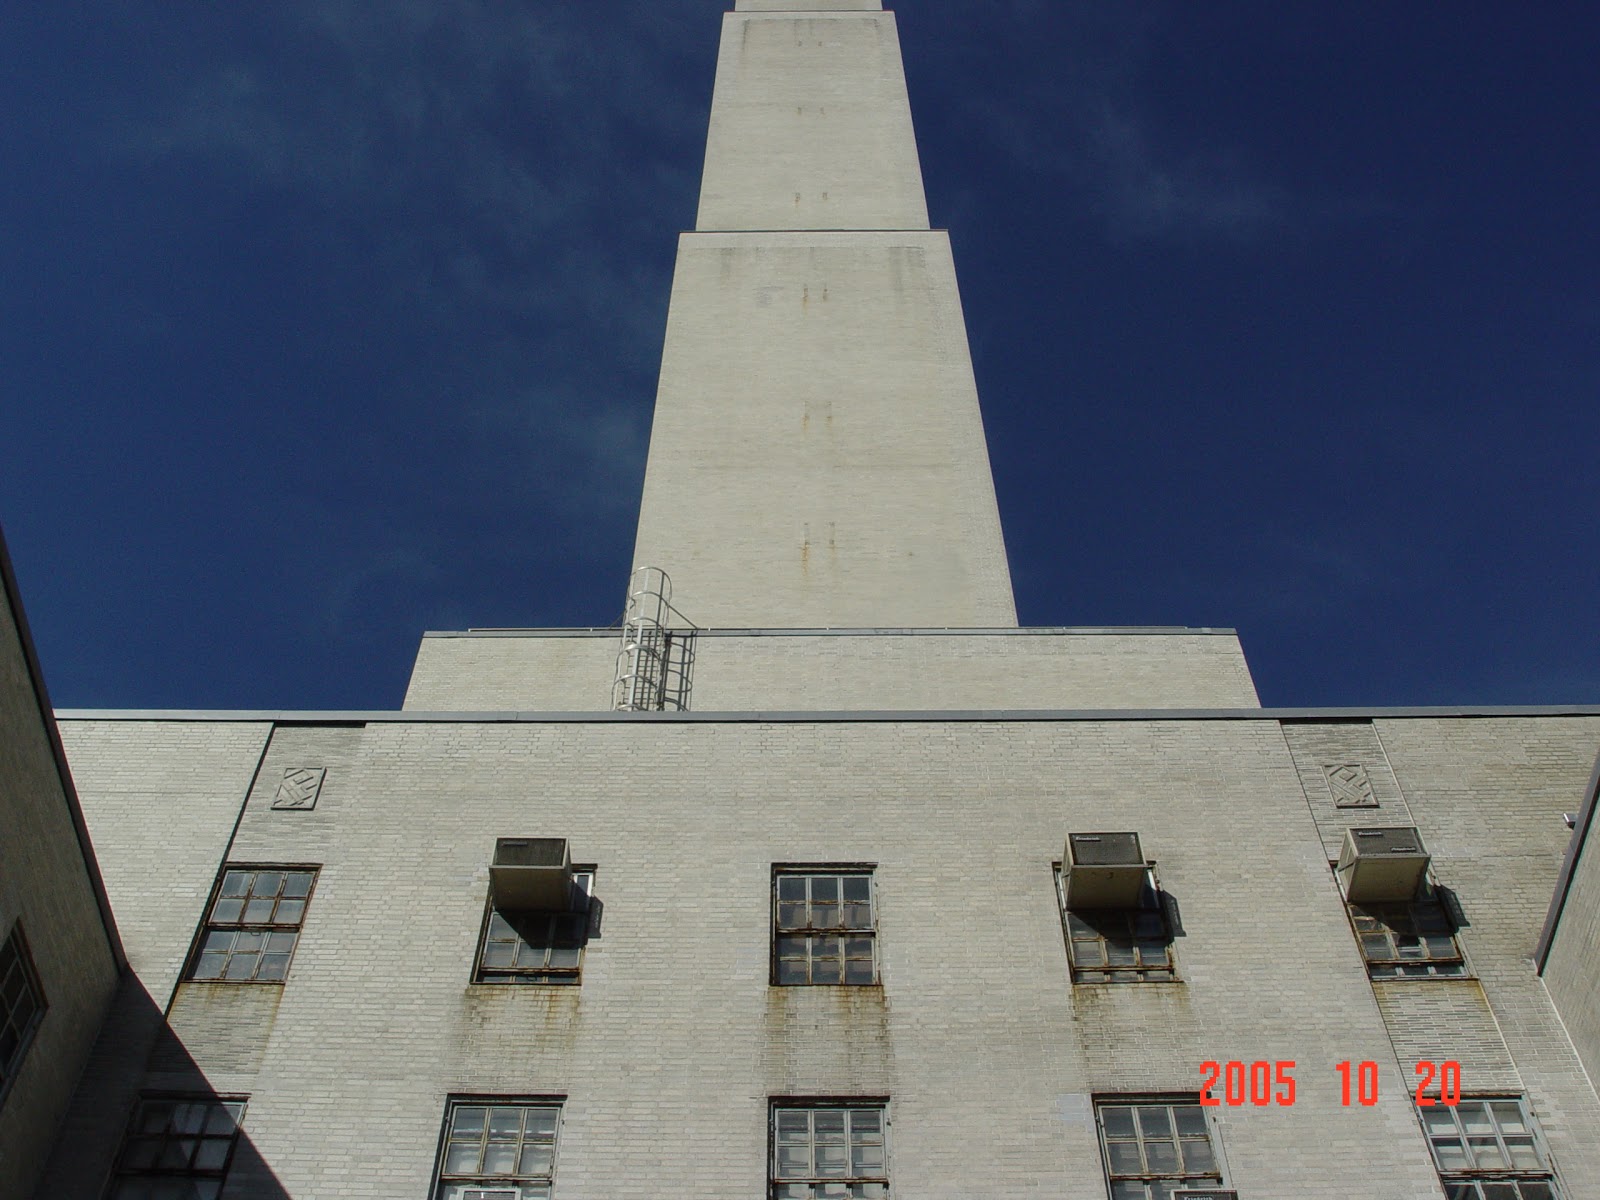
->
[54,704,1600,724]
[428,625,1241,639]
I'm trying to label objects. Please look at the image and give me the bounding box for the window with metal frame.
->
[774,869,877,986]
[1349,885,1466,977]
[0,921,46,1106]
[190,867,317,982]
[770,1102,888,1199]
[1421,1097,1562,1199]
[475,871,594,985]
[107,1096,246,1200]
[1095,1099,1224,1200]
[1056,869,1176,983]
[433,1100,561,1200]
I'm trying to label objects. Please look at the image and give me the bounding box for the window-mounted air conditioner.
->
[1172,1191,1238,1200]
[1336,826,1430,903]
[462,1191,519,1200]
[1062,832,1148,908]
[490,837,574,910]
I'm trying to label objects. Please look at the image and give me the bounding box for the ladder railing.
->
[612,567,697,711]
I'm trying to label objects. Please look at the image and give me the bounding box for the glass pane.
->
[844,958,874,984]
[266,932,298,953]
[1100,1107,1135,1139]
[776,1111,809,1138]
[443,1143,479,1174]
[816,1144,849,1175]
[1490,1101,1528,1133]
[223,954,258,981]
[1522,1185,1555,1200]
[482,1144,517,1174]
[1181,1138,1216,1172]
[205,1106,239,1135]
[777,876,806,901]
[776,1145,811,1176]
[853,1145,885,1173]
[242,899,276,923]
[1466,1136,1506,1168]
[1504,1136,1541,1169]
[1073,941,1105,966]
[1481,1187,1518,1200]
[194,1138,230,1171]
[210,899,244,923]
[482,942,516,968]
[518,1144,554,1174]
[1172,1106,1206,1137]
[811,957,843,985]
[451,1107,486,1137]
[842,876,871,902]
[1109,1181,1146,1200]
[256,954,290,980]
[1361,935,1392,958]
[220,872,250,898]
[776,959,808,985]
[283,872,313,898]
[253,872,284,898]
[548,946,581,968]
[193,952,227,979]
[1106,1141,1143,1173]
[1105,941,1138,966]
[1422,1109,1459,1133]
[488,1109,523,1139]
[1144,1139,1180,1173]
[274,900,306,925]
[851,1110,882,1136]
[1432,1138,1470,1171]
[1135,1107,1172,1138]
[811,877,839,904]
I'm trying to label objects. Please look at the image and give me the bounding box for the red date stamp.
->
[1199,1060,1461,1107]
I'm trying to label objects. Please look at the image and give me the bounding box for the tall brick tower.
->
[630,0,1016,629]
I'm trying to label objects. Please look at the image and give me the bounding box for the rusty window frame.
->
[1347,882,1467,978]
[1419,1096,1562,1196]
[474,869,595,986]
[431,1097,563,1200]
[772,866,877,986]
[188,865,319,983]
[1094,1097,1225,1199]
[769,1100,889,1199]
[1054,866,1177,984]
[0,920,47,1109]
[106,1095,247,1199]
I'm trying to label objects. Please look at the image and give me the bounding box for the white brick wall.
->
[402,629,1259,712]
[45,710,1600,1198]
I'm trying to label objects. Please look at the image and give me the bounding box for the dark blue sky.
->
[3,2,1597,711]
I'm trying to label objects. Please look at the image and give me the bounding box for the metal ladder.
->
[612,567,696,711]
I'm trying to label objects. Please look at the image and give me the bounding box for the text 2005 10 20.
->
[1198,1059,1462,1107]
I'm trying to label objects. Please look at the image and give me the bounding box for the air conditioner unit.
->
[1336,826,1430,903]
[489,837,573,910]
[1062,832,1148,908]
[462,1191,519,1200]
[1171,1190,1238,1200]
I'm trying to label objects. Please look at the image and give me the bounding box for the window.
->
[774,870,877,986]
[1056,870,1175,983]
[1349,885,1465,977]
[770,1103,888,1199]
[190,867,317,982]
[476,871,593,985]
[107,1096,246,1199]
[1422,1098,1562,1199]
[434,1100,561,1200]
[1096,1099,1224,1200]
[0,921,46,1105]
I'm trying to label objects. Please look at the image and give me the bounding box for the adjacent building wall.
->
[0,535,121,1200]
[1538,753,1600,1095]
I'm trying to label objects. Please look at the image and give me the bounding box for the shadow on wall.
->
[33,972,292,1200]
